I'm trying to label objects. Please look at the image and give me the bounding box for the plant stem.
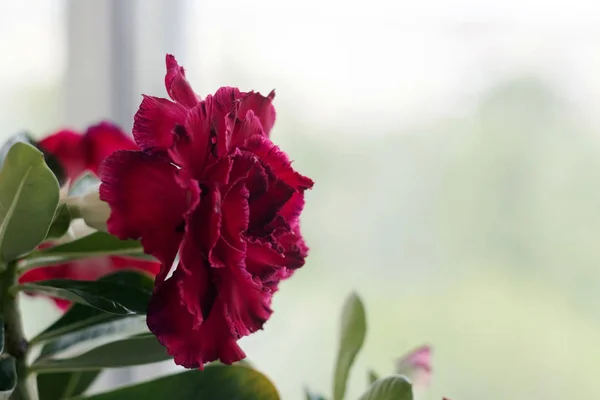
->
[0,260,37,400]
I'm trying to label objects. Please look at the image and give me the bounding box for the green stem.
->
[0,260,37,400]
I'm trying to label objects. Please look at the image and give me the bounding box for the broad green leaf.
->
[46,204,72,240]
[333,292,367,400]
[32,306,117,345]
[31,334,169,372]
[0,356,16,400]
[305,388,327,400]
[367,369,379,385]
[71,364,279,400]
[357,375,413,400]
[68,173,100,198]
[32,271,154,344]
[0,317,3,354]
[92,269,155,291]
[20,232,152,271]
[38,370,101,400]
[15,278,151,315]
[37,315,147,360]
[0,142,60,262]
[0,132,66,185]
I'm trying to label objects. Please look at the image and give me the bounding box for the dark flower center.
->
[173,124,187,138]
[200,267,218,320]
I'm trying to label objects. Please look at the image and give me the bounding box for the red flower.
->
[39,122,138,182]
[19,252,160,311]
[100,54,313,368]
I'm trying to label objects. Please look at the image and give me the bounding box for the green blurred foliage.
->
[266,76,600,400]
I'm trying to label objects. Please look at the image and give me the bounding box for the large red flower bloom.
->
[39,122,138,182]
[19,252,160,311]
[100,54,313,368]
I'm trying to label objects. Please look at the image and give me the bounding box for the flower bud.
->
[395,345,432,395]
[66,184,110,232]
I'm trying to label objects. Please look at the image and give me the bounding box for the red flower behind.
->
[39,122,138,182]
[19,253,160,311]
[100,54,313,368]
[22,122,159,310]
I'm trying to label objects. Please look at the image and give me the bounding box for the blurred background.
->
[3,0,600,399]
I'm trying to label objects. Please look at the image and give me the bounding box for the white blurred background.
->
[4,1,600,399]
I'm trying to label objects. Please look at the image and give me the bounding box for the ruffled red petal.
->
[211,180,249,269]
[212,87,245,156]
[245,240,286,281]
[184,188,223,268]
[277,226,309,269]
[147,269,245,369]
[84,122,138,174]
[221,181,249,246]
[148,245,272,367]
[171,100,213,171]
[133,95,187,154]
[175,235,217,329]
[244,134,314,191]
[213,87,243,111]
[165,54,200,108]
[170,96,236,173]
[279,191,305,225]
[146,172,272,367]
[228,110,266,150]
[228,140,297,231]
[227,151,267,195]
[238,90,276,135]
[248,178,294,231]
[100,150,197,278]
[219,263,272,337]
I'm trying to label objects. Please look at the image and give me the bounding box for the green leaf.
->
[71,364,279,400]
[68,173,100,198]
[33,306,117,345]
[0,318,3,354]
[31,334,169,372]
[0,142,60,262]
[32,271,154,344]
[37,315,147,360]
[367,369,379,385]
[20,232,152,271]
[305,388,327,400]
[46,204,72,240]
[15,278,151,315]
[357,375,413,400]
[0,356,16,400]
[0,132,66,186]
[38,370,101,400]
[333,292,367,400]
